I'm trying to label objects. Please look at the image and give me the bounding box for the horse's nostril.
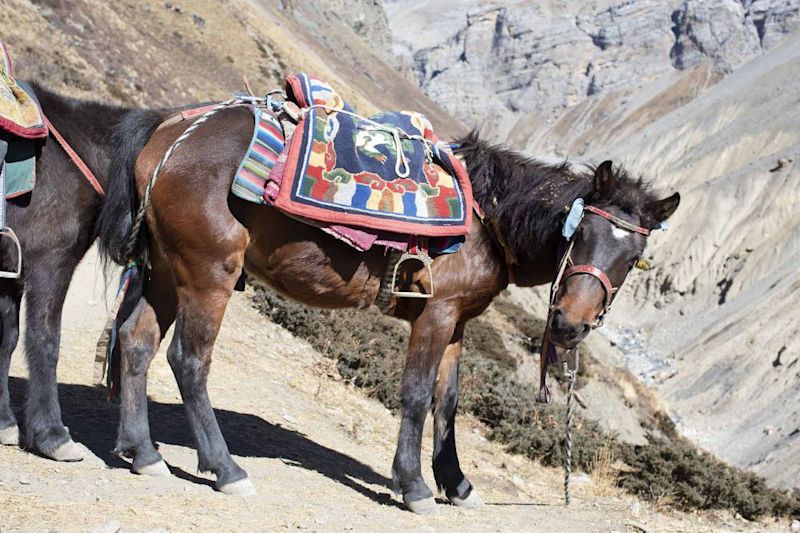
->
[551,309,565,329]
[551,310,591,340]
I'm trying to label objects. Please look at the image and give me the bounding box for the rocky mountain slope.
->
[1,0,460,134]
[388,0,800,142]
[386,0,800,489]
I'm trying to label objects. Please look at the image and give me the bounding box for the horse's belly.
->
[243,241,381,310]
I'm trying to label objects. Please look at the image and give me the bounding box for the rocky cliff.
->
[388,0,800,142]
[387,0,800,489]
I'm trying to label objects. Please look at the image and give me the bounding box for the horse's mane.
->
[454,131,661,261]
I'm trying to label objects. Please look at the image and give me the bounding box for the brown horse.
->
[96,107,679,514]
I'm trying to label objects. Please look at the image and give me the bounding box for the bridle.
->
[554,205,650,327]
[537,202,652,403]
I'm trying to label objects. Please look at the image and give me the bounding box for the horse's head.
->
[548,161,680,348]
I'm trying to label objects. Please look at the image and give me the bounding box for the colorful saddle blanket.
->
[231,106,462,253]
[272,74,472,237]
[0,42,47,139]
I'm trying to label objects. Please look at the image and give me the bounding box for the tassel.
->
[94,260,139,399]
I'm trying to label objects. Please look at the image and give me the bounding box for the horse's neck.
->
[36,87,129,186]
[475,217,560,289]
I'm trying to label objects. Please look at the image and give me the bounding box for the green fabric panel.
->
[4,138,35,198]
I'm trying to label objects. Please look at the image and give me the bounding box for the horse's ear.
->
[649,192,681,223]
[594,161,616,192]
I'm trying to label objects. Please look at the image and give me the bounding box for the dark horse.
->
[96,106,679,514]
[0,85,158,460]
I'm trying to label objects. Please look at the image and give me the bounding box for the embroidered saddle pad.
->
[0,42,47,139]
[231,103,464,254]
[270,74,472,237]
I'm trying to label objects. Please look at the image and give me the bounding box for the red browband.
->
[584,205,650,236]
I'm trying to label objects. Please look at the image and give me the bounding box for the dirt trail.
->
[0,249,780,532]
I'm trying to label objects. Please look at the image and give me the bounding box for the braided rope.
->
[563,350,580,506]
[121,98,242,262]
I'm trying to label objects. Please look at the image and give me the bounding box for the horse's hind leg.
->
[115,269,176,476]
[167,254,251,495]
[0,282,22,446]
[432,323,483,508]
[23,255,83,461]
[392,304,457,515]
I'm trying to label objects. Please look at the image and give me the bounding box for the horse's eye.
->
[635,258,653,270]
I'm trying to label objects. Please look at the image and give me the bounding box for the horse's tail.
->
[94,108,163,398]
[96,108,164,266]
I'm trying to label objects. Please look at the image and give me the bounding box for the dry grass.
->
[591,437,622,497]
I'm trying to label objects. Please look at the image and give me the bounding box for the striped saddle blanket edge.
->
[231,105,283,204]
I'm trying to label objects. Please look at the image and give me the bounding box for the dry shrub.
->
[251,285,800,520]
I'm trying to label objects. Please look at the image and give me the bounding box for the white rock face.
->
[387,0,800,139]
[286,0,396,64]
[670,0,761,70]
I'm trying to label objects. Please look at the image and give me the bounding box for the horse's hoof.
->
[0,425,19,446]
[133,459,170,477]
[405,496,439,516]
[218,478,256,496]
[450,488,485,509]
[47,439,84,462]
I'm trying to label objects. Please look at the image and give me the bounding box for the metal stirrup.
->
[391,249,434,299]
[0,159,22,279]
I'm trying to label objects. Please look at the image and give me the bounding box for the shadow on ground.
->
[8,377,397,507]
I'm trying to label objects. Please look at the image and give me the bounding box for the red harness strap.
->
[563,264,614,309]
[584,205,650,235]
[44,116,105,197]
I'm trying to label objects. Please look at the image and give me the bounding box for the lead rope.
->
[563,349,579,506]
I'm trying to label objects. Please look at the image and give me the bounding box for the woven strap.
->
[44,116,105,197]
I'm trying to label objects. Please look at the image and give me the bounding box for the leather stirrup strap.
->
[44,116,105,197]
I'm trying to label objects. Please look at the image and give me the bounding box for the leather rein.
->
[43,116,105,197]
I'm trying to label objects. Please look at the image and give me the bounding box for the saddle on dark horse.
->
[0,42,48,279]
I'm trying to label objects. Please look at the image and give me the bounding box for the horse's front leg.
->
[392,303,457,515]
[0,282,22,446]
[431,322,484,508]
[22,254,83,461]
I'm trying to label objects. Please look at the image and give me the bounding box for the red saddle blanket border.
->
[273,114,474,238]
[0,43,48,139]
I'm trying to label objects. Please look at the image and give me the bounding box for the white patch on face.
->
[611,226,630,240]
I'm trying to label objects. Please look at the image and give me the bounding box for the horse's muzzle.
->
[548,308,591,348]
